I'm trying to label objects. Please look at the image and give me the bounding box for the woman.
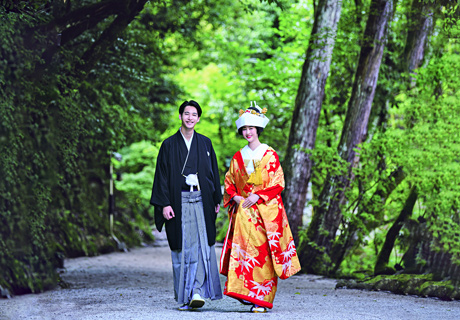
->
[220,102,301,313]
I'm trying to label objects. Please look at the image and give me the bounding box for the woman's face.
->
[241,126,258,143]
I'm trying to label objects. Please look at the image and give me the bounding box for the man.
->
[150,100,223,311]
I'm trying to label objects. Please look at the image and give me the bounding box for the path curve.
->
[1,242,459,320]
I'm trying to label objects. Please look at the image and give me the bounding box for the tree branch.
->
[374,186,418,275]
[74,0,148,80]
[37,0,128,33]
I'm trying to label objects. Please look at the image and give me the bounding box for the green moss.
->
[419,281,455,300]
[337,274,459,301]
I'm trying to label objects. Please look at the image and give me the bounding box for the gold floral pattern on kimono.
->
[220,147,301,309]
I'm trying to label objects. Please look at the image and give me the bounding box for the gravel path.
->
[1,239,460,320]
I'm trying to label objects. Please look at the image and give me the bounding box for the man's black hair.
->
[179,100,202,117]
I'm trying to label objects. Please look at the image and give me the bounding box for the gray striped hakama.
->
[171,191,222,304]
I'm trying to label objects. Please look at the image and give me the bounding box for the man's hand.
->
[162,206,175,220]
[215,203,220,213]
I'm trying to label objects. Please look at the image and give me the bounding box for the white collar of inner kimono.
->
[241,144,269,175]
[179,128,200,191]
[179,127,194,150]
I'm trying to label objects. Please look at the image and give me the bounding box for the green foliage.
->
[2,0,460,297]
[0,6,58,294]
[113,141,158,222]
[335,34,460,276]
[0,0,234,295]
[173,0,314,169]
[289,0,460,278]
[387,39,460,264]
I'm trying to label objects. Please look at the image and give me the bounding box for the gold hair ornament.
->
[238,102,268,118]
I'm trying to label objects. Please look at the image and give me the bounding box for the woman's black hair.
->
[238,126,264,136]
[179,100,202,117]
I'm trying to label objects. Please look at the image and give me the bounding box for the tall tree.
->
[329,0,436,272]
[302,0,394,274]
[282,0,343,245]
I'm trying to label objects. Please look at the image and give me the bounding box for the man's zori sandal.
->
[189,293,205,308]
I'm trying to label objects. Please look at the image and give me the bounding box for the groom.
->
[150,100,222,310]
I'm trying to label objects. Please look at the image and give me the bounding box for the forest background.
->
[1,0,460,300]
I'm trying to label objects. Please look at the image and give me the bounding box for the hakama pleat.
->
[171,191,222,304]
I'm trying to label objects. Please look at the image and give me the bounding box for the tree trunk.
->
[283,0,342,246]
[302,0,393,275]
[401,0,434,81]
[374,186,418,275]
[367,0,435,136]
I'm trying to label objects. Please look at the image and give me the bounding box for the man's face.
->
[179,106,200,130]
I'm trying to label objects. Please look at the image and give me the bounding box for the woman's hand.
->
[233,195,244,205]
[242,193,260,208]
